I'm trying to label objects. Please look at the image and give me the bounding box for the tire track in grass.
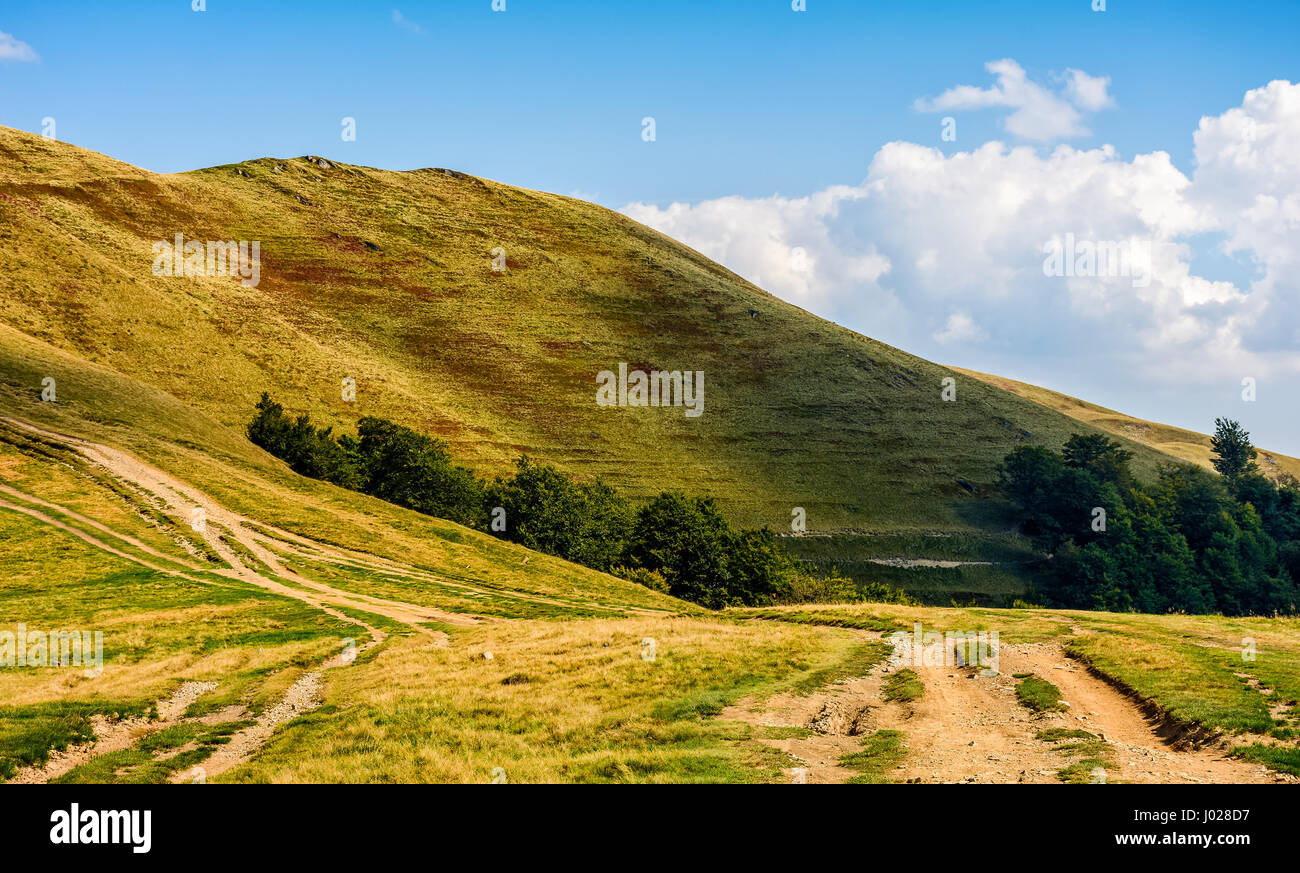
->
[722,630,1292,784]
[9,681,217,784]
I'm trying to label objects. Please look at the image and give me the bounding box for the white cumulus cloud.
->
[934,312,987,345]
[391,10,424,34]
[1064,68,1116,112]
[0,30,38,63]
[914,59,1114,141]
[621,80,1300,449]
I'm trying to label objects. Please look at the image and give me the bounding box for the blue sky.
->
[2,1,1298,452]
[1,1,1294,198]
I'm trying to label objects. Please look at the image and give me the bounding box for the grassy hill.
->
[6,123,1277,546]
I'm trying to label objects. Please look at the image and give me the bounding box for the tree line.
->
[999,420,1300,615]
[246,393,857,609]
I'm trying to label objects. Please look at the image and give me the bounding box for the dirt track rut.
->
[0,417,468,783]
[726,639,1290,784]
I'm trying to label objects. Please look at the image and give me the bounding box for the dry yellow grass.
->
[0,638,334,709]
[221,615,869,783]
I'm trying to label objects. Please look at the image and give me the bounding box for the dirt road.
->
[725,639,1289,784]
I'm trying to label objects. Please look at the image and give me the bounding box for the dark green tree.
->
[723,527,794,605]
[485,456,632,571]
[627,492,734,609]
[1000,435,1300,616]
[1062,433,1135,491]
[246,392,361,487]
[1210,418,1259,482]
[355,417,485,527]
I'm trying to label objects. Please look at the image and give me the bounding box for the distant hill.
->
[955,367,1300,483]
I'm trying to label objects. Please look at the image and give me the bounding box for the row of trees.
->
[999,421,1300,615]
[247,393,843,609]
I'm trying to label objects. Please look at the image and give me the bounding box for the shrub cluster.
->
[1000,423,1300,615]
[248,393,852,609]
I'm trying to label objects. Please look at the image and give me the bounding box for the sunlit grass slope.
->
[222,603,1300,782]
[0,319,700,780]
[5,129,1299,785]
[0,125,1223,537]
[0,322,690,619]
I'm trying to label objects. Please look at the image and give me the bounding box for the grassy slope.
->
[0,324,686,618]
[2,366,1296,780]
[955,367,1300,482]
[0,124,1228,540]
[0,315,707,779]
[221,617,870,784]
